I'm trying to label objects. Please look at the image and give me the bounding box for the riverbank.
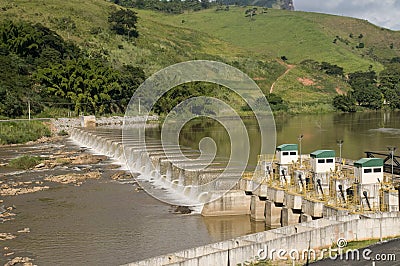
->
[51,115,159,133]
[0,115,160,147]
[0,136,139,264]
[0,121,52,145]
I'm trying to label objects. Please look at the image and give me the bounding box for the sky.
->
[294,0,400,31]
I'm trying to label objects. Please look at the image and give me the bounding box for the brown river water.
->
[0,111,399,265]
[0,140,263,266]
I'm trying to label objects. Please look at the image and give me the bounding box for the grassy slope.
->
[147,6,399,72]
[1,1,400,109]
[274,65,351,103]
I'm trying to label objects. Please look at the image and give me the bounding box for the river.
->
[0,111,399,265]
[174,111,400,167]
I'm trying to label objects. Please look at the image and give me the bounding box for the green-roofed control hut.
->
[354,158,383,185]
[310,150,336,173]
[276,144,298,165]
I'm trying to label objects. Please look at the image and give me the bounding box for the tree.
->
[380,63,400,90]
[200,0,210,9]
[108,9,139,39]
[35,58,122,114]
[381,87,400,109]
[390,57,400,63]
[333,95,356,112]
[351,85,383,109]
[319,62,344,77]
[116,64,146,112]
[245,8,257,20]
[357,42,365,48]
[0,54,33,117]
[266,93,288,111]
[348,71,376,89]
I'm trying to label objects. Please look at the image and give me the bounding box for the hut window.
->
[290,152,297,155]
[326,159,334,163]
[373,168,382,173]
[364,168,372,173]
[318,159,325,163]
[283,152,289,156]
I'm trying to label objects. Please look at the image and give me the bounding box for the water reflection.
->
[172,111,400,165]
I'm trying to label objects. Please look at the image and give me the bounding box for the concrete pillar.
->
[383,190,399,212]
[300,213,313,223]
[80,115,96,128]
[267,187,285,204]
[250,195,265,221]
[281,207,300,226]
[265,200,281,228]
[284,192,303,210]
[302,198,324,218]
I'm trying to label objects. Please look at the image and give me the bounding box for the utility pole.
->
[28,99,31,121]
[337,139,344,171]
[387,146,397,180]
[138,97,141,115]
[298,134,303,168]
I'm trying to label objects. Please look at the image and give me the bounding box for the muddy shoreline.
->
[0,136,143,265]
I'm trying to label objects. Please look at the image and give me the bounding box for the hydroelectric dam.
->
[70,123,400,265]
[70,126,251,216]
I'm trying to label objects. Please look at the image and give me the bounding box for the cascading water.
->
[70,127,209,213]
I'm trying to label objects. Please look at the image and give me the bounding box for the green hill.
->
[144,6,400,72]
[0,0,399,114]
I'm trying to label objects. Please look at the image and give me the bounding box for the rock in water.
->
[174,206,192,214]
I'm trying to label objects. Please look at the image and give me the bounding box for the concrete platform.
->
[281,207,301,226]
[284,192,303,210]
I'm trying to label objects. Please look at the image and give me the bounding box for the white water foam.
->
[69,130,204,214]
[369,128,400,135]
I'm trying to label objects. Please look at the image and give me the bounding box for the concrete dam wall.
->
[70,127,251,215]
[127,213,400,265]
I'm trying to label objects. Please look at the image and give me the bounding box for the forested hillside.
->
[0,0,399,118]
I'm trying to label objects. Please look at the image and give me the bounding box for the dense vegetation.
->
[0,121,51,145]
[333,61,400,112]
[0,15,144,118]
[218,0,293,10]
[0,0,400,118]
[112,0,213,13]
